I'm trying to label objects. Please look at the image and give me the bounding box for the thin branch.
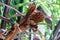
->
[0,2,24,16]
[1,0,11,29]
[0,16,14,24]
[49,20,60,40]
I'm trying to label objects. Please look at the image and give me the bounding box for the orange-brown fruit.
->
[30,11,46,24]
[25,3,36,17]
[5,23,22,40]
[30,7,46,32]
[19,3,36,31]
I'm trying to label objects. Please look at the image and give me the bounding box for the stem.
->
[0,2,24,16]
[0,16,14,24]
[1,0,11,29]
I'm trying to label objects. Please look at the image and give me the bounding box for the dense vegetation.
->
[0,0,60,40]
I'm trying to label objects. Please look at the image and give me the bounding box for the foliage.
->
[0,0,60,40]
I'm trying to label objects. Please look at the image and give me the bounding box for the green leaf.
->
[40,3,52,16]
